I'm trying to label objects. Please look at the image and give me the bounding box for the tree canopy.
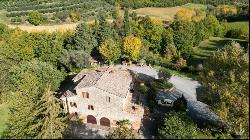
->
[32,85,67,139]
[122,35,142,61]
[158,111,198,139]
[106,120,138,139]
[199,41,249,138]
[99,38,121,64]
[172,20,195,58]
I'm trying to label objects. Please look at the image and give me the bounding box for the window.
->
[132,106,136,111]
[88,105,94,110]
[70,102,74,107]
[82,92,90,99]
[73,102,77,108]
[70,102,77,108]
[130,89,134,93]
[106,96,110,102]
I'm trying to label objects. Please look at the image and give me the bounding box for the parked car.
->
[157,99,174,107]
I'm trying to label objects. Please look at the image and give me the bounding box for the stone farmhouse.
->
[60,65,152,130]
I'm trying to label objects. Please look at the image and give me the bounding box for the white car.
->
[157,99,174,107]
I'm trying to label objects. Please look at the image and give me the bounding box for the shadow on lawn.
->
[208,38,248,49]
[190,38,248,67]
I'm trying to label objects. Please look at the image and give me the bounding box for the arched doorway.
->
[87,115,97,124]
[100,117,110,127]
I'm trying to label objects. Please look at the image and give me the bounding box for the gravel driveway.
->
[168,75,222,127]
[169,75,201,101]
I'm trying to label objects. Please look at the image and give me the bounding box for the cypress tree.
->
[32,85,67,139]
[4,74,40,139]
[96,11,119,46]
[124,7,131,36]
[96,11,110,45]
[3,60,66,139]
[73,23,98,54]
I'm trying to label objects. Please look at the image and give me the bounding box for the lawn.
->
[0,104,9,138]
[181,3,207,10]
[193,37,248,60]
[224,21,249,30]
[153,65,197,80]
[153,37,248,80]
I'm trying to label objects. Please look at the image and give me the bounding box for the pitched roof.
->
[73,66,132,98]
[72,67,108,83]
[74,67,109,89]
[94,67,133,98]
[60,90,76,99]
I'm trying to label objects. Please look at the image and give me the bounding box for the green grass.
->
[190,36,248,70]
[0,104,9,138]
[154,37,248,80]
[224,21,249,30]
[0,10,8,24]
[151,80,173,90]
[196,131,215,139]
[165,68,197,80]
[153,65,197,80]
[181,3,207,10]
[193,37,248,60]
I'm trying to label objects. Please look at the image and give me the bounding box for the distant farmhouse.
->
[60,65,158,130]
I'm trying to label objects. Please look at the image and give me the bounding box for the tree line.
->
[105,0,249,9]
[0,2,249,139]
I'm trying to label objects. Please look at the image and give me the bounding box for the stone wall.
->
[61,96,79,114]
[75,86,127,120]
[62,86,144,130]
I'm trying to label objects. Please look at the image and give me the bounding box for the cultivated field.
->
[7,23,79,33]
[1,3,208,32]
[6,19,114,33]
[132,3,207,21]
[133,6,181,21]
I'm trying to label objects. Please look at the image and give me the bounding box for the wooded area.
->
[0,0,249,139]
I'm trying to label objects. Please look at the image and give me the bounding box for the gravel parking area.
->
[169,75,201,101]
